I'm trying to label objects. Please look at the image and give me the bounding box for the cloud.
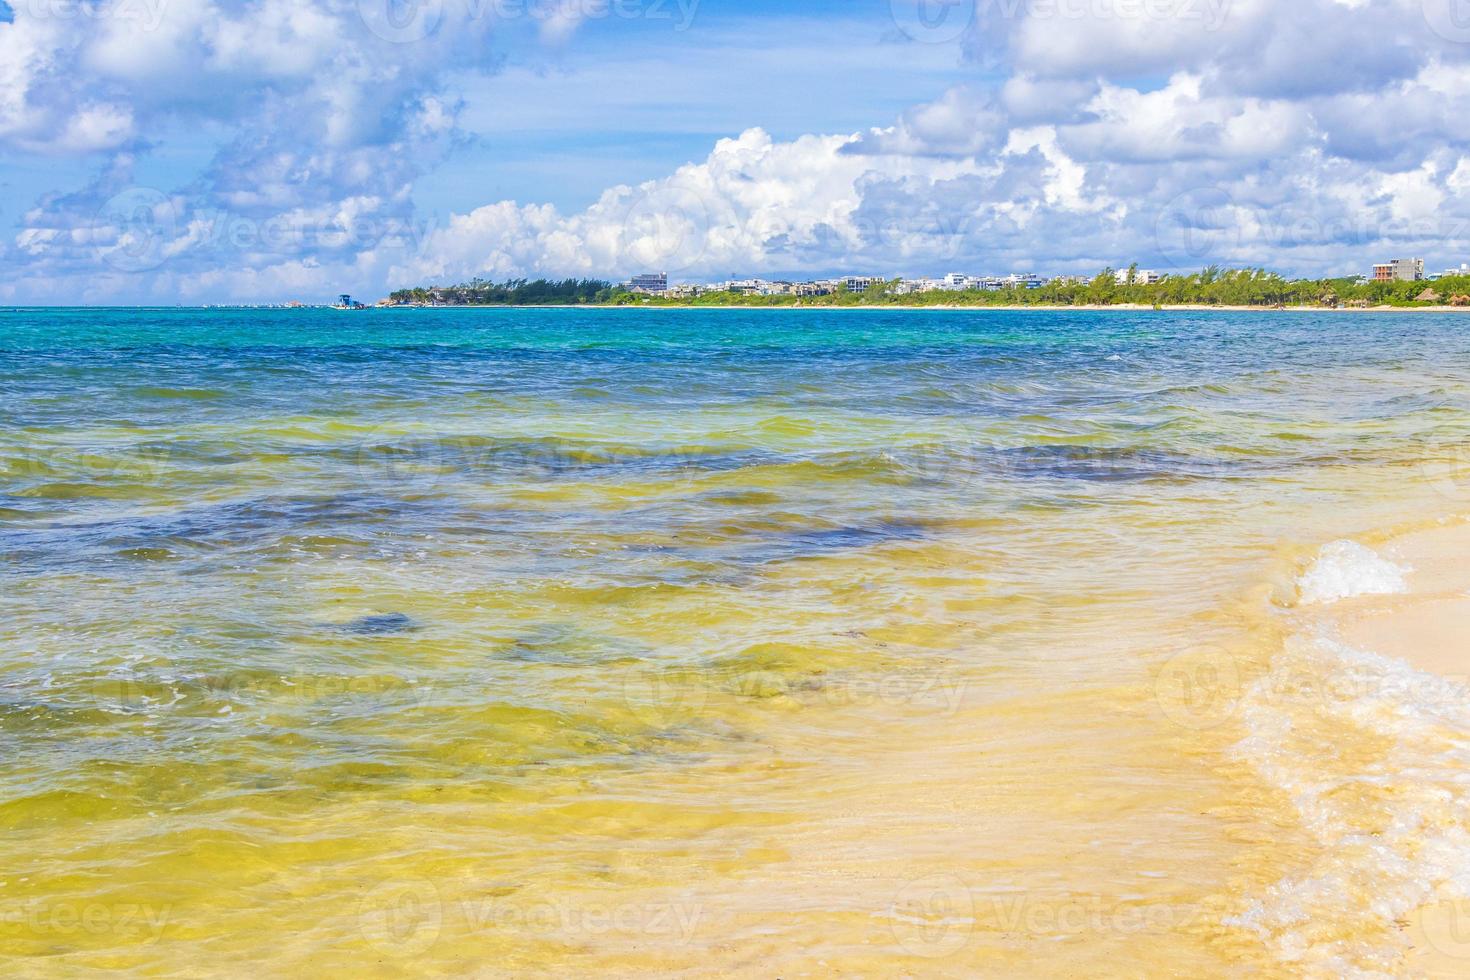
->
[5,0,1470,303]
[386,122,1119,286]
[1,0,506,300]
[846,86,1008,158]
[391,40,1470,286]
[982,0,1457,102]
[1057,74,1314,164]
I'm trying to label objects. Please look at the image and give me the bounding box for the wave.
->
[1295,540,1409,605]
[1227,533,1470,975]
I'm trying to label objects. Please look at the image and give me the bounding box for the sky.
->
[3,0,1470,303]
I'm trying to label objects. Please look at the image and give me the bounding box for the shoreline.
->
[1332,521,1470,682]
[378,302,1470,313]
[1288,518,1470,973]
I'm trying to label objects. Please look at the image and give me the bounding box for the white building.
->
[1374,259,1425,282]
[722,278,771,294]
[1114,268,1162,286]
[627,272,668,293]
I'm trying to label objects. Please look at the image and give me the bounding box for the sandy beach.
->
[1285,520,1470,975]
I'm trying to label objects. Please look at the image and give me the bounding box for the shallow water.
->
[4,307,1470,976]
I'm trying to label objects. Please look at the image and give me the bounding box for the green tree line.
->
[390,269,1470,309]
[388,278,616,306]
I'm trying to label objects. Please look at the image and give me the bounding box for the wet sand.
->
[1297,521,1470,975]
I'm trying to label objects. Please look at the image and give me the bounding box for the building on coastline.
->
[892,278,942,295]
[627,272,669,293]
[1373,259,1424,282]
[889,273,1042,293]
[1442,263,1470,279]
[720,278,757,295]
[631,267,1200,298]
[707,278,837,297]
[722,278,782,296]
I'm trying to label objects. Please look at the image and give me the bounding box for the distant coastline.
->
[381,268,1470,312]
[373,302,1470,313]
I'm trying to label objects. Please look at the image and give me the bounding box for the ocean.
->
[4,306,1470,976]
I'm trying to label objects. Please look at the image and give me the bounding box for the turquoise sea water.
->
[5,306,1470,975]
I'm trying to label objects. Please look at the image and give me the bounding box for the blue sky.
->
[426,7,975,211]
[3,0,1470,302]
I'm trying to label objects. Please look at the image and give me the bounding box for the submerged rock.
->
[340,612,417,635]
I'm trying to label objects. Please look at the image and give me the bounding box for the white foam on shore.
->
[1296,540,1409,605]
[1228,631,1470,975]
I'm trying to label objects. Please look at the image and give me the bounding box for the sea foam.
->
[1296,540,1409,605]
[1228,632,1470,975]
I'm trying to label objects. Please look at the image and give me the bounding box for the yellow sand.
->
[1301,521,1470,976]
